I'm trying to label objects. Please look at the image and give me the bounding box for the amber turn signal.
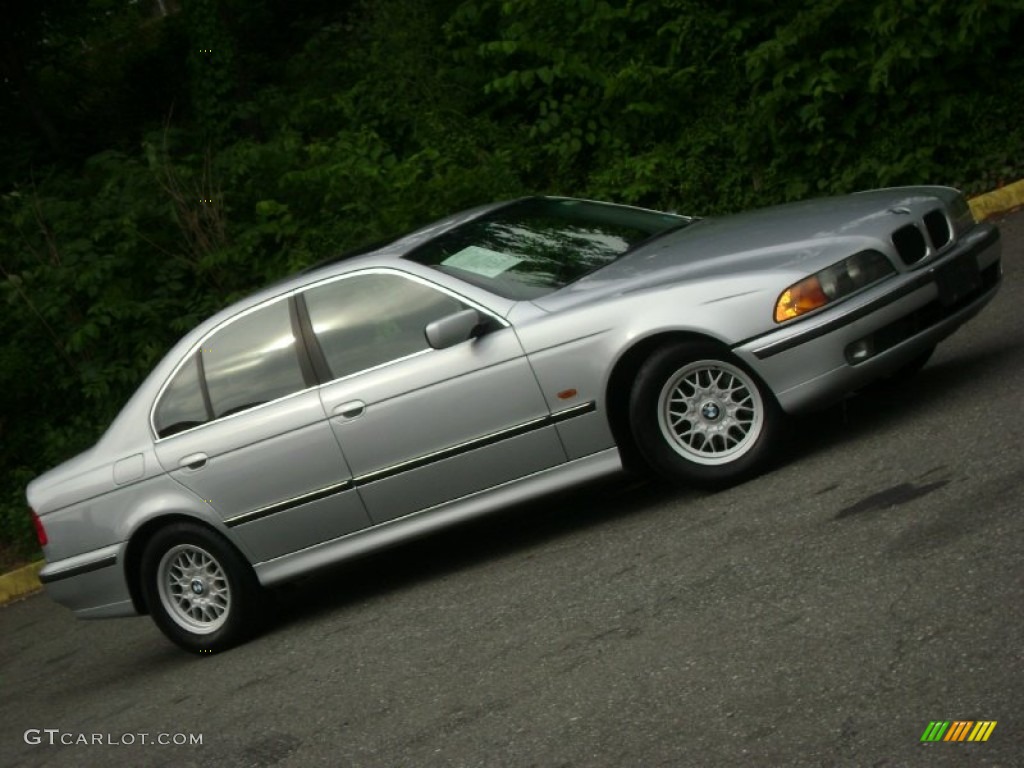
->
[774,276,829,322]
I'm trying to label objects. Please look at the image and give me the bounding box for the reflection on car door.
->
[303,270,567,524]
[152,298,370,562]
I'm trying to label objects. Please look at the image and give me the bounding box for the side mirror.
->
[425,308,486,350]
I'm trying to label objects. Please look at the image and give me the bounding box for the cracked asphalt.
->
[1,211,1022,767]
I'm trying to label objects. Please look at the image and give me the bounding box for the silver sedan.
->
[27,187,1001,652]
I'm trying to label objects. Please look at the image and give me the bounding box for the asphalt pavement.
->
[1,210,1022,768]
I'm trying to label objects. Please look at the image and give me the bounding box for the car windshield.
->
[404,197,689,299]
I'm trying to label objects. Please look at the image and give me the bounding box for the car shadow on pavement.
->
[259,474,688,635]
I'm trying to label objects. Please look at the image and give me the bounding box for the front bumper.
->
[734,223,1002,413]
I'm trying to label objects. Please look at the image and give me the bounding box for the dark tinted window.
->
[304,273,465,379]
[202,301,307,418]
[406,198,687,298]
[154,355,210,438]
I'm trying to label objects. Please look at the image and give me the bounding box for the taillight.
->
[30,509,47,547]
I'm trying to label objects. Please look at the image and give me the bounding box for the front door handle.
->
[333,400,366,420]
[179,452,208,470]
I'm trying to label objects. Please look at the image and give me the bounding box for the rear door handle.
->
[179,452,208,470]
[333,400,366,419]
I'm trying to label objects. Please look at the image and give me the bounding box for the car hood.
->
[536,187,959,311]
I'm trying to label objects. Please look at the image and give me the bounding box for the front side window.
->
[304,273,466,380]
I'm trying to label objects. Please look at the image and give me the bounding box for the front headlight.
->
[774,250,895,323]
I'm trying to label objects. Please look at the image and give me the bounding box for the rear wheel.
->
[140,522,262,653]
[628,342,783,487]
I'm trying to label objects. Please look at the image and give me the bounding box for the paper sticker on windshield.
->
[442,246,522,278]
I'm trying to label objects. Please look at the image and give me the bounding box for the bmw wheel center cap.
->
[701,401,722,421]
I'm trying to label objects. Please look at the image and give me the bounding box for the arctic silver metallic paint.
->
[28,187,1001,621]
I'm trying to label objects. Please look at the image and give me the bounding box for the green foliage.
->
[184,0,239,142]
[739,0,1024,198]
[447,0,1024,209]
[1,0,1024,552]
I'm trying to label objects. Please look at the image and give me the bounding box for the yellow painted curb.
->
[0,561,44,606]
[969,179,1024,221]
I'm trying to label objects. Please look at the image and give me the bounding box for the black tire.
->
[140,522,262,654]
[628,342,784,488]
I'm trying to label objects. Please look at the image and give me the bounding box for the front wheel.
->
[140,522,262,653]
[628,342,784,488]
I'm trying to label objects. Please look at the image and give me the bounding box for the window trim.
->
[193,350,215,422]
[288,297,320,388]
[149,268,508,442]
[293,292,332,383]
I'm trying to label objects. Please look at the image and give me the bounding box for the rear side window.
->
[154,299,309,438]
[154,356,209,438]
[202,301,307,418]
[304,273,465,380]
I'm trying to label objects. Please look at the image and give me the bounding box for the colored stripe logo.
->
[920,721,997,742]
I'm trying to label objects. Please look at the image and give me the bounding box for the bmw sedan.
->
[27,188,1001,652]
